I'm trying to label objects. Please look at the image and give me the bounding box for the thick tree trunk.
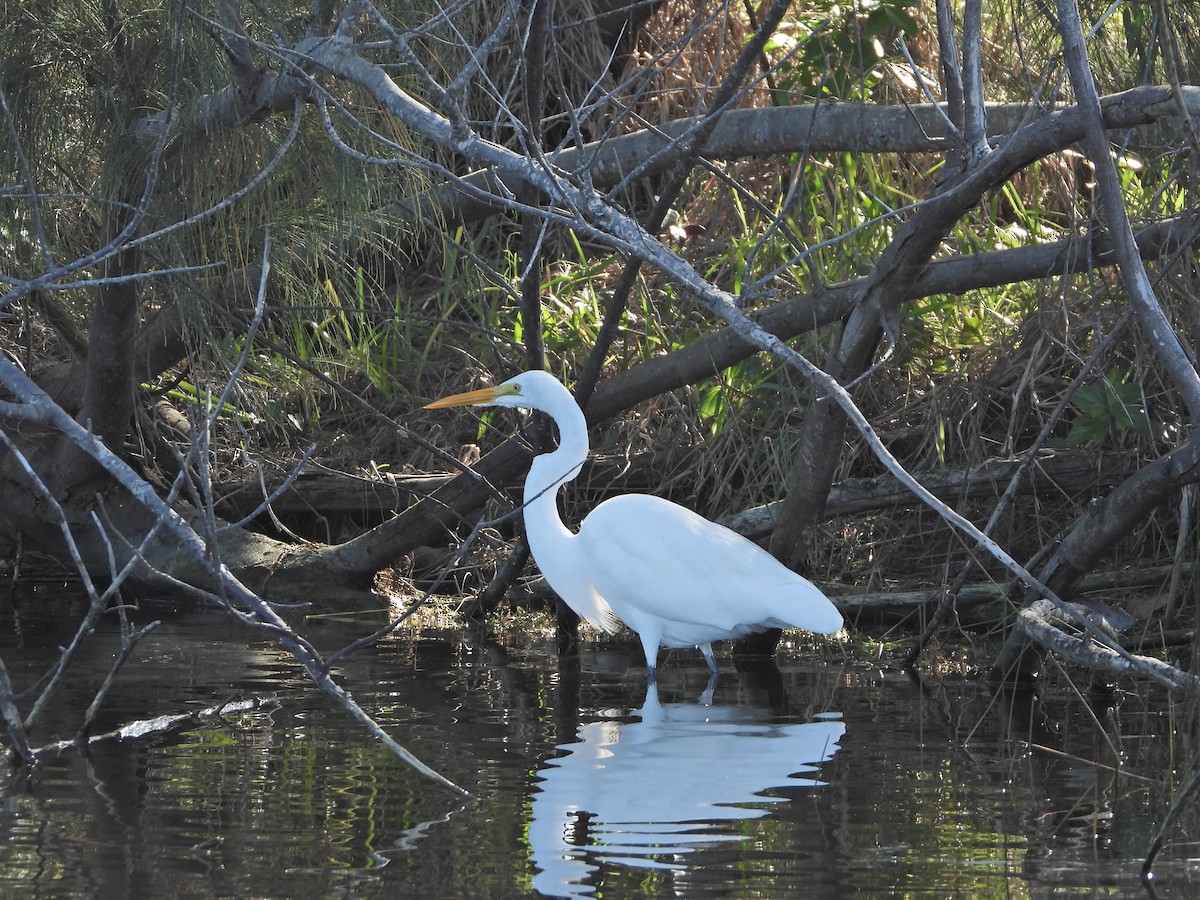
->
[48,252,140,494]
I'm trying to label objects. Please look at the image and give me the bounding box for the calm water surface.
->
[1,594,1197,898]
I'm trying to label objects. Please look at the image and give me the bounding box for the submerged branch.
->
[30,698,277,755]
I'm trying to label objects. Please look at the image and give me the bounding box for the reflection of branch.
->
[0,655,33,764]
[1145,757,1200,876]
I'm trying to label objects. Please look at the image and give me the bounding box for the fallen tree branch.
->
[587,215,1197,423]
[388,87,1200,228]
[834,563,1194,615]
[722,452,1128,538]
[30,697,276,755]
[213,450,1126,538]
[1012,599,1200,693]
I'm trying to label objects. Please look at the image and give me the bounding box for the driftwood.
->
[1001,598,1200,693]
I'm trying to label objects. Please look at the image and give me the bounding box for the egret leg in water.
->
[426,370,844,674]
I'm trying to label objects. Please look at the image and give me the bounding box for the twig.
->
[79,620,162,738]
[0,261,228,290]
[216,445,318,534]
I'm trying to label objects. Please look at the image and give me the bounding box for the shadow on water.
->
[0,596,1196,898]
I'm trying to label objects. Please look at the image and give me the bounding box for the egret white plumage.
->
[425,370,843,675]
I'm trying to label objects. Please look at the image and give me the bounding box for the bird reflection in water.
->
[529,678,844,898]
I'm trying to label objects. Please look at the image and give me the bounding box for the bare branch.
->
[1016,600,1199,693]
[960,0,989,162]
[79,620,162,738]
[1055,0,1200,419]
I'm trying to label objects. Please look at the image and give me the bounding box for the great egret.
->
[425,370,843,674]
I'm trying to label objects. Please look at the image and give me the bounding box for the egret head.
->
[424,370,568,413]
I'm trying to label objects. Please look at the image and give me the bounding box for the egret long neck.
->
[522,401,588,547]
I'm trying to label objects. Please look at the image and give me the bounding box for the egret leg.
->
[639,628,662,677]
[700,643,719,675]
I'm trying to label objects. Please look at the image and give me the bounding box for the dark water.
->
[1,594,1198,898]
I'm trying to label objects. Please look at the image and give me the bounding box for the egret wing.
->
[576,494,841,635]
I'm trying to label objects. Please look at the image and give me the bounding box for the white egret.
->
[425,370,843,675]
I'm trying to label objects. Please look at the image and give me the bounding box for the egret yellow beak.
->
[423,384,514,409]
